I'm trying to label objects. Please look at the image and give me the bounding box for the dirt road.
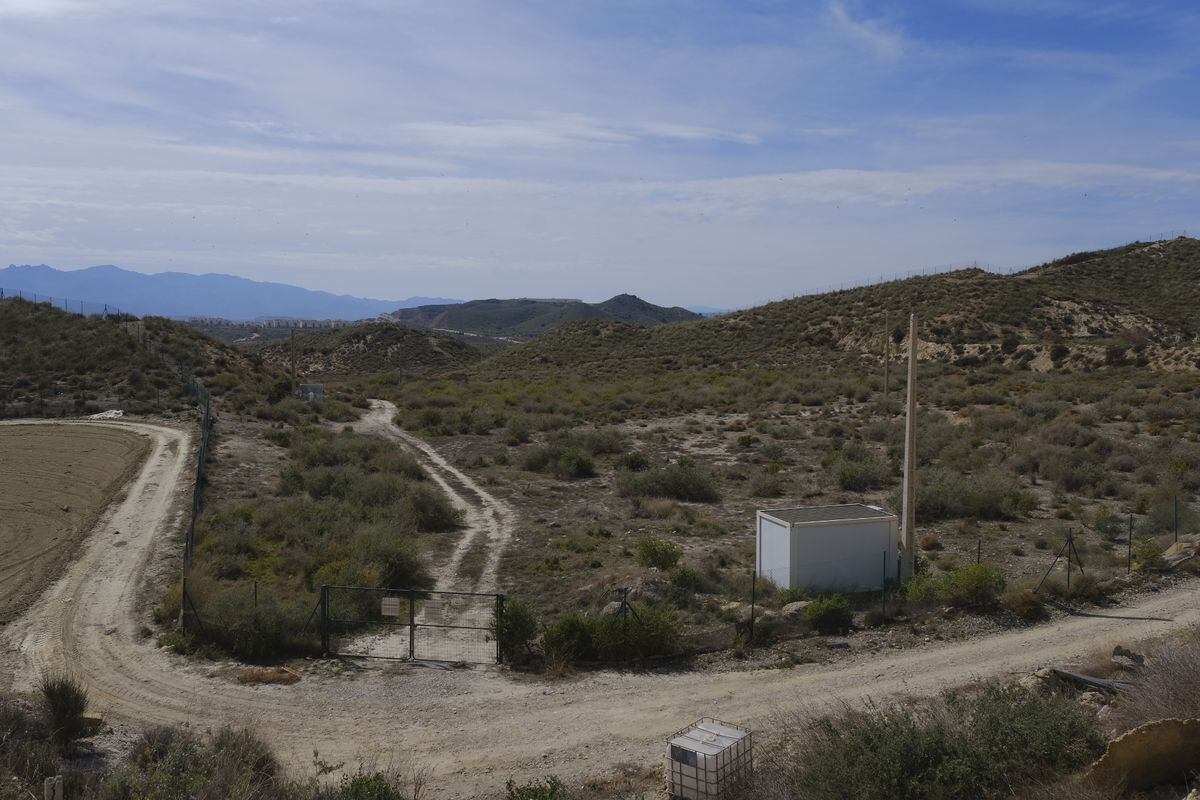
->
[351,399,514,593]
[4,416,1200,799]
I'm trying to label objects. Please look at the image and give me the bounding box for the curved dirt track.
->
[351,399,514,592]
[4,416,1200,798]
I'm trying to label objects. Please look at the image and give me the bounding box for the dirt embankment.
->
[0,422,150,624]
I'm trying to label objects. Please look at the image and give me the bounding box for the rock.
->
[1078,691,1107,711]
[600,601,623,617]
[1087,718,1200,792]
[824,639,851,650]
[1185,789,1200,800]
[1112,644,1146,671]
[627,576,668,605]
[780,601,811,621]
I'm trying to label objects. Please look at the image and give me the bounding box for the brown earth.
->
[0,422,150,624]
[6,417,1200,800]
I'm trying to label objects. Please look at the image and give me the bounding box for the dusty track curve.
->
[3,417,1200,799]
[350,399,514,593]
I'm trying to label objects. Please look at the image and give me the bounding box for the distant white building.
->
[756,504,899,591]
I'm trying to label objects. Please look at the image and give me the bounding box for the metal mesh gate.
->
[321,585,502,664]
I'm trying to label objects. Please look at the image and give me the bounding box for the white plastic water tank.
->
[667,717,752,800]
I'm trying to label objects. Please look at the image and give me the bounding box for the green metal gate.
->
[320,585,503,664]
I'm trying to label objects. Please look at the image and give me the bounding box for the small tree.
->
[494,597,539,664]
[635,536,683,570]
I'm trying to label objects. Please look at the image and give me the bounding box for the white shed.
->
[756,503,899,592]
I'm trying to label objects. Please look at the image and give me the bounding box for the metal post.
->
[900,313,919,581]
[976,538,981,564]
[179,571,188,630]
[1174,496,1179,544]
[881,550,887,617]
[1128,514,1133,573]
[749,571,757,639]
[495,595,505,664]
[408,589,417,660]
[1070,527,1080,592]
[320,585,330,655]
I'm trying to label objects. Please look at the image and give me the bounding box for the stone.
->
[1087,718,1200,792]
[600,601,623,617]
[1113,644,1146,666]
[79,711,104,736]
[780,601,811,621]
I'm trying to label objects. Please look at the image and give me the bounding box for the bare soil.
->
[0,421,149,624]
[4,417,1200,799]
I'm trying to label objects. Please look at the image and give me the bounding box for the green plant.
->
[939,564,1006,608]
[804,594,852,635]
[617,458,720,503]
[494,597,539,664]
[635,536,683,570]
[38,674,88,753]
[505,776,578,800]
[1133,537,1165,570]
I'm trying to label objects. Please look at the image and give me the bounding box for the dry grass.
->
[1112,628,1200,732]
[236,667,301,686]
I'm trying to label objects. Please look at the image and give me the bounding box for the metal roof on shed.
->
[760,504,892,525]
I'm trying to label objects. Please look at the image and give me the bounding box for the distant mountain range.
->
[0,264,456,321]
[385,294,701,339]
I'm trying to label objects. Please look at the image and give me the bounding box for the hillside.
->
[0,297,281,418]
[483,238,1200,378]
[386,294,701,339]
[0,264,457,321]
[254,322,482,378]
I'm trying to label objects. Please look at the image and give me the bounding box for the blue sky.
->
[1,0,1197,307]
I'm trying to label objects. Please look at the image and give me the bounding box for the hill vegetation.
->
[483,238,1200,378]
[386,293,700,339]
[0,298,279,418]
[252,322,482,378]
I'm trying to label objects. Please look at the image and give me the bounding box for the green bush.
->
[38,674,88,753]
[541,605,679,665]
[617,458,720,502]
[905,573,941,604]
[520,445,596,479]
[902,468,1034,521]
[765,683,1103,800]
[804,594,852,634]
[1134,537,1165,570]
[939,564,1006,607]
[505,776,578,800]
[635,536,683,570]
[494,597,539,664]
[1000,589,1047,621]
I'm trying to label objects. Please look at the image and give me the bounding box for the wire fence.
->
[0,287,130,318]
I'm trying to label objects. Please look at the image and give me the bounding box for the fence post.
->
[976,538,981,564]
[749,571,757,640]
[1070,527,1080,592]
[179,570,188,630]
[495,594,505,664]
[320,585,330,656]
[1123,515,1132,573]
[408,589,417,660]
[1174,496,1179,544]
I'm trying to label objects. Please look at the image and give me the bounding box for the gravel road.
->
[3,416,1198,799]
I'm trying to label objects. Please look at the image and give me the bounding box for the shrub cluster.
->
[541,605,680,664]
[907,564,1006,608]
[804,595,853,634]
[758,683,1104,800]
[617,457,721,502]
[635,536,683,570]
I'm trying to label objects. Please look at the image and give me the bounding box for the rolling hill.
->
[385,294,701,339]
[254,322,482,378]
[0,264,457,321]
[483,237,1200,377]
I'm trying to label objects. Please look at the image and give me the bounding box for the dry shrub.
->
[1112,628,1200,732]
[1001,589,1047,622]
[633,497,677,519]
[920,533,942,551]
[236,667,300,686]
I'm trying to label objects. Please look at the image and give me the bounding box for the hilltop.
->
[483,238,1200,377]
[0,264,456,321]
[253,322,482,378]
[386,294,700,339]
[0,297,281,418]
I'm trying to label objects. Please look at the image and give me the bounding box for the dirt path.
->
[350,399,515,593]
[4,417,1200,798]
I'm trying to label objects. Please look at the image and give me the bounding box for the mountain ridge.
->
[0,264,457,321]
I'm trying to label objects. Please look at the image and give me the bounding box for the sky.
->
[1,0,1198,308]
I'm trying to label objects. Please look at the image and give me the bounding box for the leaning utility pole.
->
[900,313,918,581]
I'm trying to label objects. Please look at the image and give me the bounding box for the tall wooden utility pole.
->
[901,313,918,581]
[882,314,890,399]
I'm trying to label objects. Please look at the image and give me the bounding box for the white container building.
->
[756,503,899,591]
[667,717,752,800]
